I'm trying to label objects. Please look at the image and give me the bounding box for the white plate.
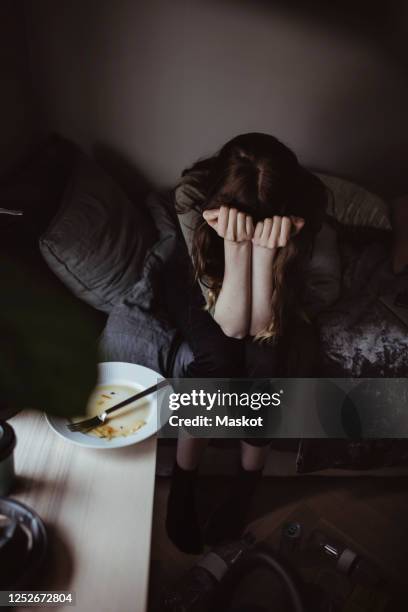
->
[46,362,166,449]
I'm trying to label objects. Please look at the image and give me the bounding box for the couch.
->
[2,135,408,472]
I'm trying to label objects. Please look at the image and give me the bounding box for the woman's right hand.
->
[252,216,305,249]
[203,206,254,243]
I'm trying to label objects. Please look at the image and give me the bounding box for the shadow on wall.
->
[207,0,408,196]
[93,143,154,204]
[135,0,402,195]
[214,0,408,69]
[24,0,408,197]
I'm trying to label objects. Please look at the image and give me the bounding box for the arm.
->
[203,206,253,338]
[215,240,252,338]
[250,242,277,336]
[250,216,304,336]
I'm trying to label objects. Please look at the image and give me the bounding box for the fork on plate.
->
[67,379,169,433]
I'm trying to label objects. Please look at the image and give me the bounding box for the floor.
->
[149,473,408,611]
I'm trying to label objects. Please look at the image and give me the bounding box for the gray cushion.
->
[39,155,156,312]
[316,173,391,230]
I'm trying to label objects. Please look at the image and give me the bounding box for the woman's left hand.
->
[203,206,254,242]
[252,215,305,249]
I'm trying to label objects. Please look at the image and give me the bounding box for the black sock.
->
[165,463,203,554]
[204,467,262,546]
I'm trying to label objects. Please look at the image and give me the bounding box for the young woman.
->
[163,133,338,554]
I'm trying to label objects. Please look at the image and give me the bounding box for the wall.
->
[0,0,39,174]
[24,0,408,196]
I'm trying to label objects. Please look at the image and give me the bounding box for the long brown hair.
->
[177,133,329,338]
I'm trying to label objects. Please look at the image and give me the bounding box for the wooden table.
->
[10,411,157,612]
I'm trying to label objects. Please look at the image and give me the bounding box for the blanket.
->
[319,241,408,376]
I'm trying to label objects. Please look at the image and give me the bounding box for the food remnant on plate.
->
[91,419,145,440]
[71,384,150,440]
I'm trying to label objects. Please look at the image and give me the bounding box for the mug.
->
[0,421,16,496]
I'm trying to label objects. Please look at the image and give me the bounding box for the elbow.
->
[218,320,248,339]
[213,307,249,339]
[214,315,248,339]
[221,327,247,339]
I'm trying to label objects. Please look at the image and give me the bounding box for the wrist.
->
[252,243,277,260]
[223,238,251,279]
[224,239,252,254]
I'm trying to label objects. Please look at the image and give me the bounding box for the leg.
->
[167,318,241,552]
[176,431,209,471]
[240,439,270,471]
[165,296,244,552]
[172,283,245,378]
[244,318,319,378]
[166,432,208,554]
[203,439,270,545]
[203,337,280,544]
[203,338,276,545]
[163,255,245,551]
[244,335,279,378]
[163,239,244,378]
